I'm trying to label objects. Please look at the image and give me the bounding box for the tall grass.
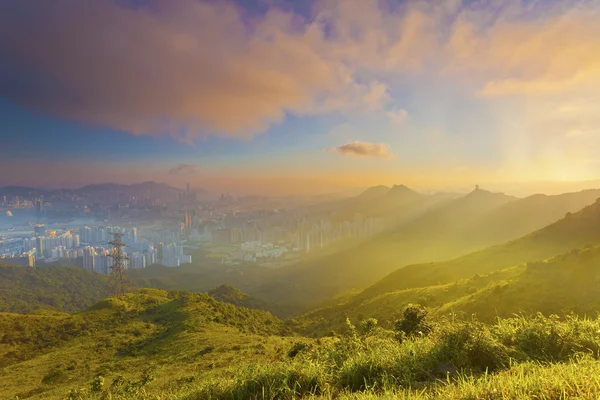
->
[188,314,600,400]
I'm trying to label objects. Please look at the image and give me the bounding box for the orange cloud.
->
[2,0,600,145]
[0,0,382,141]
[329,141,393,158]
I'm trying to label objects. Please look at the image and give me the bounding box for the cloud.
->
[2,0,600,145]
[0,0,379,141]
[168,163,197,175]
[387,108,409,125]
[329,141,393,158]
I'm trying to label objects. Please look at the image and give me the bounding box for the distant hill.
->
[0,186,46,198]
[354,185,390,201]
[249,188,516,313]
[459,189,600,247]
[365,197,600,297]
[0,263,106,313]
[249,189,600,315]
[0,181,209,202]
[343,184,451,221]
[298,244,600,335]
[435,245,600,321]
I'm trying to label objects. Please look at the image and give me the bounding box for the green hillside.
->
[4,293,600,399]
[0,263,106,313]
[299,245,600,337]
[436,244,600,321]
[366,197,600,297]
[0,288,292,399]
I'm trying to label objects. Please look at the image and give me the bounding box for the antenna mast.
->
[107,232,132,296]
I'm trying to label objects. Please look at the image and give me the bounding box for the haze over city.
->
[2,0,600,195]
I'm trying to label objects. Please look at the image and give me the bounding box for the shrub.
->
[434,322,510,372]
[395,304,432,340]
[359,318,378,335]
[288,341,312,358]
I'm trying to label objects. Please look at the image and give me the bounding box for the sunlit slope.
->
[0,288,292,399]
[299,244,600,336]
[252,189,518,313]
[366,197,600,297]
[0,263,106,313]
[437,244,600,321]
[297,267,522,336]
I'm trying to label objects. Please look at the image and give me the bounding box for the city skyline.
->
[1,0,600,195]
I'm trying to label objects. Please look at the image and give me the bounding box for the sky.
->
[1,0,600,196]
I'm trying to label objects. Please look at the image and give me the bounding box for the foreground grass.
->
[5,292,600,399]
[185,314,600,400]
[335,357,600,399]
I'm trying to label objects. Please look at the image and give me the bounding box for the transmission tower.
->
[107,232,132,296]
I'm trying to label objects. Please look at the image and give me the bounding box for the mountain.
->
[75,181,202,201]
[459,189,600,246]
[0,263,106,313]
[365,197,600,297]
[251,189,600,315]
[247,189,515,313]
[435,244,600,321]
[0,186,45,198]
[299,243,600,336]
[354,185,390,201]
[0,181,210,202]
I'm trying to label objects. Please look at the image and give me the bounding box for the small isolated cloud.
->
[168,163,197,175]
[329,141,393,158]
[387,108,409,125]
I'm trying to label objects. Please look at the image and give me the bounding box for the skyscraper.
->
[36,236,45,258]
[35,198,44,222]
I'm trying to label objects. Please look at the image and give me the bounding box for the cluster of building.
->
[210,216,386,253]
[82,246,147,274]
[79,225,137,244]
[81,242,191,273]
[22,229,80,258]
[0,221,192,272]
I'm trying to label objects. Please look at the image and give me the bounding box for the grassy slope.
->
[0,263,106,313]
[366,197,600,296]
[436,244,600,321]
[0,289,295,399]
[301,241,600,336]
[298,201,600,336]
[6,305,600,399]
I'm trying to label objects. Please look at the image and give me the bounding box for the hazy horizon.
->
[4,179,600,199]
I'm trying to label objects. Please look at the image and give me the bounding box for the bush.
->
[288,341,312,358]
[395,304,432,340]
[434,322,511,372]
[359,318,378,335]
